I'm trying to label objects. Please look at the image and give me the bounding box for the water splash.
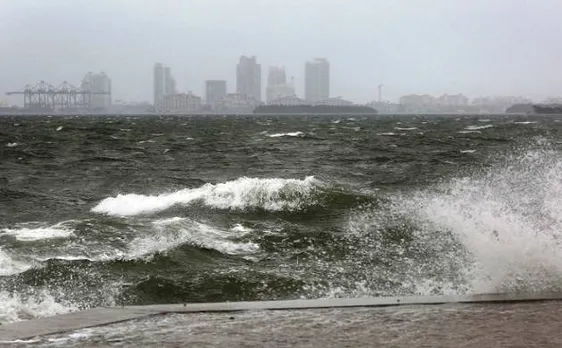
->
[0,290,77,324]
[0,249,32,276]
[347,141,562,295]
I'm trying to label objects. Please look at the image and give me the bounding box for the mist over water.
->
[0,114,561,324]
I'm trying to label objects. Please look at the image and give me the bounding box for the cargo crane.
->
[5,81,110,111]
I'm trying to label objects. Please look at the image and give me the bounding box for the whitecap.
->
[1,225,74,242]
[92,176,321,217]
[267,131,304,138]
[460,149,477,154]
[126,218,259,258]
[230,224,254,236]
[6,143,18,147]
[514,121,537,125]
[394,127,417,131]
[0,249,31,276]
[0,290,79,324]
[464,124,493,130]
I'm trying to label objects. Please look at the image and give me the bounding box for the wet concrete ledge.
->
[1,292,562,342]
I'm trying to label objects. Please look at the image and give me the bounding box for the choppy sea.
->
[1,114,561,324]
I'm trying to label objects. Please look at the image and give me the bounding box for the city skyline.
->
[2,0,562,105]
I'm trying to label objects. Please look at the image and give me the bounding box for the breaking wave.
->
[1,223,74,242]
[347,140,562,295]
[92,176,323,217]
[126,217,259,260]
[0,290,77,324]
[0,249,31,277]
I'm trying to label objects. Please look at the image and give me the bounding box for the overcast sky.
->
[1,0,562,104]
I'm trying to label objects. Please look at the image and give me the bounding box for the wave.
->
[465,124,494,130]
[92,176,322,217]
[7,217,258,266]
[0,290,77,324]
[126,217,259,260]
[267,131,305,138]
[1,223,74,242]
[347,141,562,295]
[0,249,31,276]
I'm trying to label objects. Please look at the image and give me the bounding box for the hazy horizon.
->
[1,0,562,105]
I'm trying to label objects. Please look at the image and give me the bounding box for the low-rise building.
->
[157,92,202,113]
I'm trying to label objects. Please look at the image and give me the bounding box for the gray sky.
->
[1,0,562,104]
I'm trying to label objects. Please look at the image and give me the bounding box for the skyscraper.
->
[305,58,330,102]
[267,66,286,86]
[205,80,227,105]
[266,66,295,103]
[154,63,165,106]
[154,63,176,106]
[236,56,261,102]
[164,66,176,96]
[81,72,111,109]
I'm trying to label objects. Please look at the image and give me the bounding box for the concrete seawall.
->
[1,292,562,342]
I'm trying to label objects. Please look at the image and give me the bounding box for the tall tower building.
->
[305,58,330,102]
[154,63,176,106]
[205,80,227,105]
[236,56,261,102]
[267,66,286,86]
[164,66,176,95]
[266,66,295,102]
[154,63,165,106]
[82,72,111,109]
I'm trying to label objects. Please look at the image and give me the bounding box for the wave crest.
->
[92,176,322,217]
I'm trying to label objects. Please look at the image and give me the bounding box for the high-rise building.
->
[81,72,111,109]
[154,63,165,106]
[154,63,176,106]
[236,56,261,102]
[266,66,295,103]
[305,58,330,102]
[164,66,176,96]
[267,66,286,86]
[205,80,227,105]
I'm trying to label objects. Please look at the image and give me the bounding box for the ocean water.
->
[1,114,562,324]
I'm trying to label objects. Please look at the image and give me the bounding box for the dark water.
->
[1,114,562,323]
